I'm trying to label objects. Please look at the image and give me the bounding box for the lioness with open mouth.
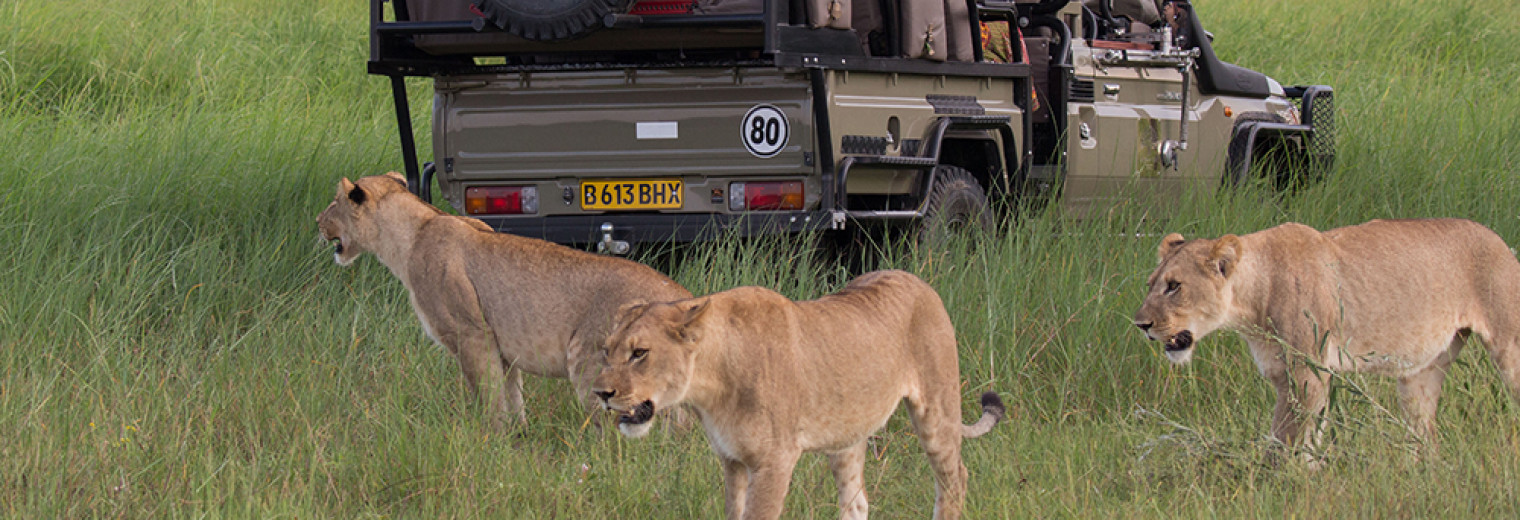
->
[316,172,691,427]
[593,269,1004,520]
[1134,218,1520,454]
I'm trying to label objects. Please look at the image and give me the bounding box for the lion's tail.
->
[961,392,1006,438]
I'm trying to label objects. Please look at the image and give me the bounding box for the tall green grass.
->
[4,0,1520,516]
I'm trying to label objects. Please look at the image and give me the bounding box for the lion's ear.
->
[613,300,649,326]
[1210,235,1242,278]
[671,298,711,341]
[384,171,407,186]
[347,181,368,205]
[1157,233,1186,263]
[337,177,356,198]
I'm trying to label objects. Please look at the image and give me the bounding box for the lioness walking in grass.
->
[317,172,691,428]
[593,270,1004,520]
[1134,218,1520,456]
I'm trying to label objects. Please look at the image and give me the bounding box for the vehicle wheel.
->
[1224,112,1289,188]
[917,165,993,250]
[474,0,631,42]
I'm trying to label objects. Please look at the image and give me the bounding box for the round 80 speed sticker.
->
[741,104,789,158]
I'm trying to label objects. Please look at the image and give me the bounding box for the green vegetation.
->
[4,0,1520,516]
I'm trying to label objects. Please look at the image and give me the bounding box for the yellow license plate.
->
[581,179,684,210]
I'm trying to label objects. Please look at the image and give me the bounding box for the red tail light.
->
[629,1,695,15]
[465,186,539,215]
[728,181,803,211]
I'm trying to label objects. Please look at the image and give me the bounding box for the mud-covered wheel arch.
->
[1224,112,1296,189]
[474,0,632,42]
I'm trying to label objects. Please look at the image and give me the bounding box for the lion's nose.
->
[1135,321,1153,332]
[594,389,615,403]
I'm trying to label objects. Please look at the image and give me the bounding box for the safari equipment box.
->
[368,0,1333,252]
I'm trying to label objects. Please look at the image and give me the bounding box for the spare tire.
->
[474,0,632,42]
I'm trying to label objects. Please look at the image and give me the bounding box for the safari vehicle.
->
[367,0,1333,253]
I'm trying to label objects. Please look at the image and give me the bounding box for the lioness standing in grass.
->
[592,270,1004,520]
[317,172,691,427]
[1133,218,1520,454]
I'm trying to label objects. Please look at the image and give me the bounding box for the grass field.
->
[4,0,1520,517]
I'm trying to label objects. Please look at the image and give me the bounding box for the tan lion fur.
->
[1133,219,1520,454]
[592,270,1004,520]
[316,172,691,427]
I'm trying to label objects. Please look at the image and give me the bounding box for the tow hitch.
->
[596,223,631,256]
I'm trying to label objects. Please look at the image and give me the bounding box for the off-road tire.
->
[918,165,993,250]
[474,0,630,42]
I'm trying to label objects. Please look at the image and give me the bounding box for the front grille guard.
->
[1288,85,1336,174]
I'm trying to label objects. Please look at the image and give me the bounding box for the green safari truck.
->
[368,0,1333,253]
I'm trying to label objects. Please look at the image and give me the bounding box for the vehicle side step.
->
[942,114,1012,129]
[845,155,939,167]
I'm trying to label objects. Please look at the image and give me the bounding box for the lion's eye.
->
[1164,280,1180,295]
[630,348,649,362]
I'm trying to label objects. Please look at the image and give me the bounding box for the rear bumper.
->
[478,211,830,245]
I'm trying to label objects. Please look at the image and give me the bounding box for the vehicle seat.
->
[809,0,974,61]
[1083,0,1157,37]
